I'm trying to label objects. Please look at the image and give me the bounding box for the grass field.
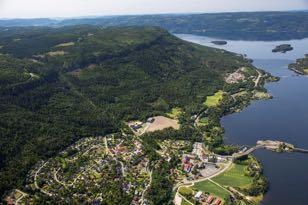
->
[212,164,253,188]
[181,200,192,205]
[55,42,75,47]
[198,117,209,126]
[204,90,224,107]
[179,186,194,196]
[194,180,230,200]
[166,107,183,119]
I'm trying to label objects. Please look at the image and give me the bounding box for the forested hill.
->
[0,26,253,196]
[1,11,308,40]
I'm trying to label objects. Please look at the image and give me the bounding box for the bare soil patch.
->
[145,116,180,133]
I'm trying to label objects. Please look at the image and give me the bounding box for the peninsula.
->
[288,54,308,75]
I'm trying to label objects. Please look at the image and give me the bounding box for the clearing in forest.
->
[145,116,180,133]
[204,90,224,107]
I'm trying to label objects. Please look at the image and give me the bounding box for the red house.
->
[206,195,214,204]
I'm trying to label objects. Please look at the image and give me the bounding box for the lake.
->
[176,34,308,205]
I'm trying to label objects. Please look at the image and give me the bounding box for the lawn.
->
[198,117,209,126]
[179,186,194,196]
[181,200,192,205]
[204,90,224,107]
[194,180,230,200]
[212,164,253,188]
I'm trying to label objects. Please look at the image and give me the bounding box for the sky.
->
[0,0,307,19]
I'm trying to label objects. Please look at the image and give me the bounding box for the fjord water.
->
[177,34,308,205]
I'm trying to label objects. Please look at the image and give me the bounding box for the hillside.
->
[0,26,255,197]
[1,11,308,40]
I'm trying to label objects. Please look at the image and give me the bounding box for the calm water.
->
[177,34,308,205]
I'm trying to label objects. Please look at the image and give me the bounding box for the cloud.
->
[0,0,307,18]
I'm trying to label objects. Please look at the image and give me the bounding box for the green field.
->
[181,200,192,205]
[198,117,209,126]
[194,180,230,200]
[212,164,253,188]
[167,107,183,119]
[204,90,224,107]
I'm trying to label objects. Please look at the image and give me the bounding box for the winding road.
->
[34,162,53,197]
[254,70,263,87]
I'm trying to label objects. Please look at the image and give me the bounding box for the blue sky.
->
[0,0,307,18]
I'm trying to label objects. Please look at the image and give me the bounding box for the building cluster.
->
[194,191,222,205]
[182,143,228,180]
[111,139,151,203]
[16,135,152,204]
[225,68,246,84]
[128,118,155,132]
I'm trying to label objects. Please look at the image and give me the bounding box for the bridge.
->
[293,148,308,154]
[232,140,308,160]
[232,145,263,159]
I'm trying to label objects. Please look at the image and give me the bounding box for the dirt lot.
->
[145,116,180,133]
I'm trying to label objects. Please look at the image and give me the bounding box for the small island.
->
[288,54,308,75]
[211,40,227,45]
[272,44,293,53]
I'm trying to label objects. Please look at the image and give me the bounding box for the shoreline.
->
[288,67,305,75]
[184,67,279,204]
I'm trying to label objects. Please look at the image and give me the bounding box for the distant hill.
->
[0,26,254,196]
[0,18,58,27]
[1,11,308,40]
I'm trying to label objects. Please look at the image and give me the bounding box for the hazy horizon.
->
[0,0,307,19]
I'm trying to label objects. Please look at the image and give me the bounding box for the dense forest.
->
[0,25,254,197]
[1,11,308,40]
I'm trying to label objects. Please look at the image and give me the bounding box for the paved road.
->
[34,162,53,196]
[174,160,233,204]
[232,145,263,159]
[140,169,152,204]
[185,161,232,184]
[15,189,28,205]
[254,70,263,87]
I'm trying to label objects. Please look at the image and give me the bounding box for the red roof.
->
[184,163,192,169]
[207,195,214,203]
[214,198,221,205]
